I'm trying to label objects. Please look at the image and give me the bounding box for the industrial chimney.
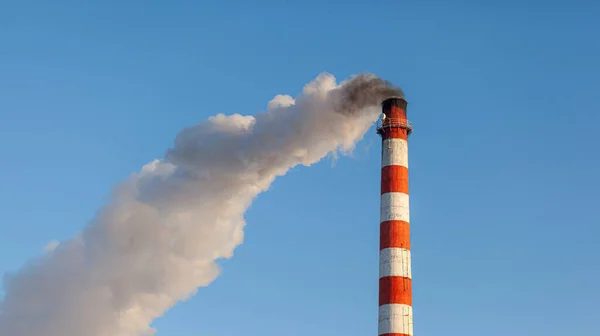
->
[376,97,413,336]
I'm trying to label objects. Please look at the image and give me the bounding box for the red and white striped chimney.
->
[376,97,413,336]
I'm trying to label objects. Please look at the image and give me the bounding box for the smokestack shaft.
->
[377,98,413,336]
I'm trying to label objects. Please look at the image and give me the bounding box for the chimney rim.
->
[381,96,407,105]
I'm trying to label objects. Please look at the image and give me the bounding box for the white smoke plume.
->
[0,73,403,336]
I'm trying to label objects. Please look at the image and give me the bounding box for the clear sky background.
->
[1,1,599,335]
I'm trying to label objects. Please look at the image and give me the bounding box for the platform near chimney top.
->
[376,118,413,135]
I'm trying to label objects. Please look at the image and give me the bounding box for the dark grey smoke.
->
[331,73,405,115]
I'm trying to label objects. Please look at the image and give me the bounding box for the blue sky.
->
[1,1,599,335]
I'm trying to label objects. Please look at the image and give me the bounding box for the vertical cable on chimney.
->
[376,97,413,336]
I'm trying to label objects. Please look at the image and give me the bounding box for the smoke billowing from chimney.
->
[0,73,403,336]
[330,73,404,115]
